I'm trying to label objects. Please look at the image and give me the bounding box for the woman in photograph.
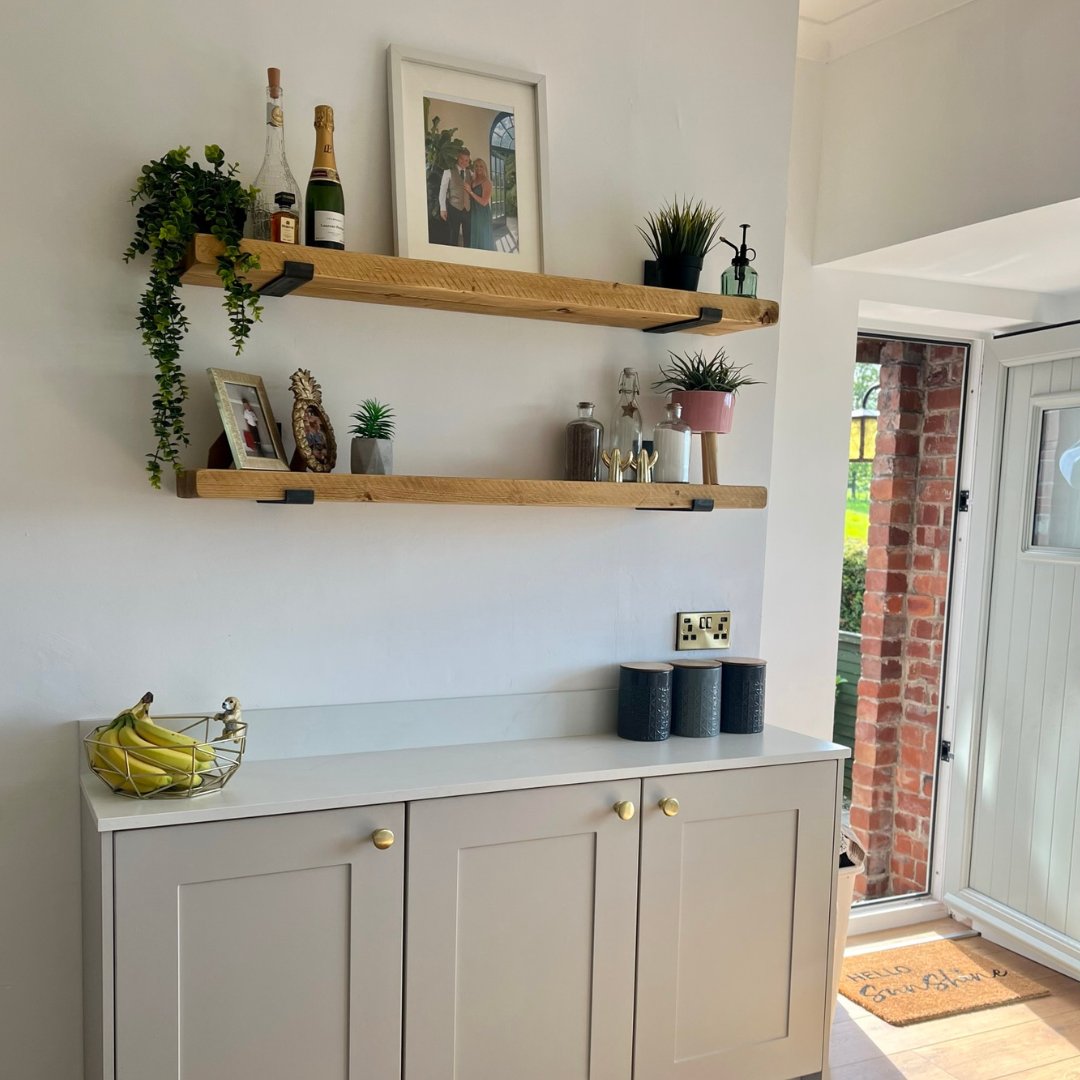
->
[464,158,495,251]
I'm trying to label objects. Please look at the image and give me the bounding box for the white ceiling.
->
[798,0,977,60]
[821,199,1080,296]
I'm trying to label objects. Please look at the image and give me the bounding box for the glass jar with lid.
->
[653,402,692,483]
[565,402,604,481]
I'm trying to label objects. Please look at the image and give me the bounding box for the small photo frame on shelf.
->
[207,368,289,471]
[387,44,549,273]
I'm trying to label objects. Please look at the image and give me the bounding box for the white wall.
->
[0,2,799,1075]
[814,0,1080,264]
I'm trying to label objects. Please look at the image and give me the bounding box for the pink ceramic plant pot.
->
[669,390,735,434]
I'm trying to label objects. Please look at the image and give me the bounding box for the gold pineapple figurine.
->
[289,368,337,472]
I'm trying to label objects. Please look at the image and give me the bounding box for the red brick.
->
[907,640,931,660]
[897,791,932,817]
[907,595,936,617]
[919,456,944,478]
[872,477,915,501]
[905,704,939,726]
[917,504,941,526]
[923,412,949,435]
[900,724,929,749]
[912,551,935,572]
[861,657,903,681]
[924,434,959,456]
[913,573,949,598]
[919,479,955,504]
[876,432,920,458]
[894,811,919,833]
[928,386,962,411]
[870,500,913,525]
[867,547,910,571]
[858,679,901,700]
[901,743,935,771]
[861,635,904,659]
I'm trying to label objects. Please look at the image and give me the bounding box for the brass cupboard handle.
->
[371,828,395,850]
[613,801,636,821]
[659,797,680,817]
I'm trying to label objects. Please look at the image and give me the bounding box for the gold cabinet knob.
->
[613,801,636,821]
[371,828,395,850]
[659,797,680,817]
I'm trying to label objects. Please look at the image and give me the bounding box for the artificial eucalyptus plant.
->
[652,348,761,394]
[123,145,261,487]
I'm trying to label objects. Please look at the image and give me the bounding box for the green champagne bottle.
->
[306,105,344,249]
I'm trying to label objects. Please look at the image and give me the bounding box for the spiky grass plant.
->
[652,348,761,395]
[349,399,396,440]
[637,197,725,260]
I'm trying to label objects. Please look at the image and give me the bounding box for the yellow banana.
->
[117,721,209,774]
[92,726,173,795]
[133,714,215,765]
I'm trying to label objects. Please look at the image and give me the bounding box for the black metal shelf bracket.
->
[643,307,723,335]
[259,261,315,298]
[637,498,715,513]
[257,489,315,505]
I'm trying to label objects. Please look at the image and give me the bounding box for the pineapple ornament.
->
[289,368,337,472]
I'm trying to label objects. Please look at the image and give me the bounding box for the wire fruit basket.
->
[84,694,247,800]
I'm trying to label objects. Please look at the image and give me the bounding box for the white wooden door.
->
[634,762,839,1080]
[113,805,404,1080]
[404,780,641,1080]
[965,345,1080,955]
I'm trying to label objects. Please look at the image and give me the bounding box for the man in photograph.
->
[439,147,472,247]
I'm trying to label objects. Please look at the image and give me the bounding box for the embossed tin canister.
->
[617,662,673,741]
[671,659,722,737]
[719,658,766,734]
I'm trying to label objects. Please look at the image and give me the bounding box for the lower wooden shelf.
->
[176,470,768,511]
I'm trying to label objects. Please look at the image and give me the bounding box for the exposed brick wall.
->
[850,338,965,900]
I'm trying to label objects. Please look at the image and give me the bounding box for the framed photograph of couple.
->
[387,45,549,273]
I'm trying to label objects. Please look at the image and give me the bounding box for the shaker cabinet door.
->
[405,779,641,1080]
[113,805,404,1080]
[635,762,839,1080]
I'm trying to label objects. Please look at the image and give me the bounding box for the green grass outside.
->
[845,496,869,547]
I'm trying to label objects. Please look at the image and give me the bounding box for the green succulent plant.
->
[652,348,762,395]
[349,399,396,440]
[638,196,725,260]
[123,145,261,488]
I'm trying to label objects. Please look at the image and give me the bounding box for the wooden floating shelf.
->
[177,470,768,511]
[181,236,779,337]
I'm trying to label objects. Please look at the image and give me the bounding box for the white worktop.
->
[81,725,847,832]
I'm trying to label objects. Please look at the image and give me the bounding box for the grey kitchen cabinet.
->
[110,804,404,1080]
[404,779,642,1080]
[635,763,838,1079]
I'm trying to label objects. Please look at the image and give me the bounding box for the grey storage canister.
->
[719,658,766,734]
[671,660,722,737]
[617,663,673,741]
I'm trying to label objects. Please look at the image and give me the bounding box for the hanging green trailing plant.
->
[124,145,261,488]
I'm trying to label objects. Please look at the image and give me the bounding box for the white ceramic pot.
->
[351,438,393,475]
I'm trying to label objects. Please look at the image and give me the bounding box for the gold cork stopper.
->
[314,105,335,130]
[268,67,281,99]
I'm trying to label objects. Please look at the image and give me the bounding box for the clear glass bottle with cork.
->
[252,68,302,242]
[653,402,691,483]
[565,402,604,481]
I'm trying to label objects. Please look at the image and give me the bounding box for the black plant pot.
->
[656,255,704,292]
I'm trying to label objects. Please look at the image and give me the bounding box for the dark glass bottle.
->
[306,105,345,249]
[565,402,604,481]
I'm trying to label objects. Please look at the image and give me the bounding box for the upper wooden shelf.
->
[177,470,768,511]
[181,236,779,337]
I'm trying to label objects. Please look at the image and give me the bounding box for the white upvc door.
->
[944,324,1080,976]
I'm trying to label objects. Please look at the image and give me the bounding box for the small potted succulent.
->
[349,399,396,475]
[638,196,725,292]
[652,348,760,434]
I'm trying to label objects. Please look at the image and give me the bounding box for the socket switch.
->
[676,611,731,651]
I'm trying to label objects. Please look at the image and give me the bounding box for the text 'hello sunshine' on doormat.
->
[839,939,1050,1026]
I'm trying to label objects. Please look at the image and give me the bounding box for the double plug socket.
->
[676,611,732,651]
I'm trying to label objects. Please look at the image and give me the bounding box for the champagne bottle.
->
[252,68,302,242]
[306,105,345,249]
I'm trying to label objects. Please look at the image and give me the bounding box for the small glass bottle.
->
[565,402,604,481]
[610,367,643,466]
[720,223,758,298]
[653,402,692,483]
[270,192,300,244]
[252,68,303,241]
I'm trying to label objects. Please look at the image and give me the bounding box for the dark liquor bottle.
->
[306,105,345,249]
[252,68,302,241]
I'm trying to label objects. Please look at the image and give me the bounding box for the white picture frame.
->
[387,45,549,273]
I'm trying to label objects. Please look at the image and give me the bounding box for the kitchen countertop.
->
[81,724,848,832]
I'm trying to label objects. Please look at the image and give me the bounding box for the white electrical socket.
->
[676,611,732,651]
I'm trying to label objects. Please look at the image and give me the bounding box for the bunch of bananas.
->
[89,692,217,795]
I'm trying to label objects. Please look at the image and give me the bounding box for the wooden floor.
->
[831,919,1080,1078]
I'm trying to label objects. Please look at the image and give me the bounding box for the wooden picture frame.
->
[387,45,550,273]
[207,368,289,472]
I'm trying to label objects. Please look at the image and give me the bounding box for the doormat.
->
[839,939,1050,1026]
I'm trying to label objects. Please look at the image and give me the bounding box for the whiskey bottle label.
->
[313,211,344,245]
[279,217,297,244]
